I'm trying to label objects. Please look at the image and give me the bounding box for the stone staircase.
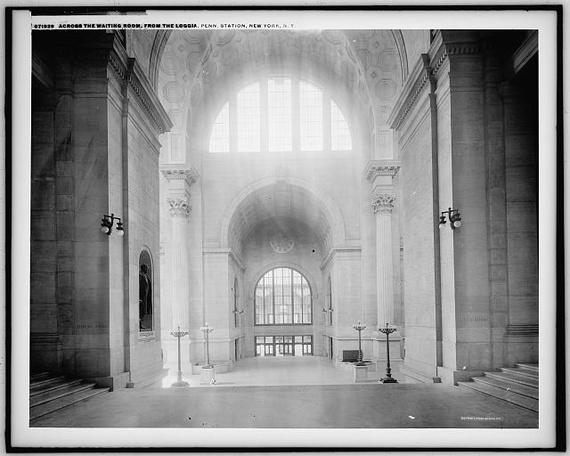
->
[458,363,538,412]
[30,372,110,421]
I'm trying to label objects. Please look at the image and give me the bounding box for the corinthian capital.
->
[167,197,191,217]
[371,193,396,214]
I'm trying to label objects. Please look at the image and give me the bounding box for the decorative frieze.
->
[371,193,397,214]
[167,197,191,217]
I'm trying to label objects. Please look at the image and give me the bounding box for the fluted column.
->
[161,168,198,332]
[365,161,400,329]
[371,192,396,326]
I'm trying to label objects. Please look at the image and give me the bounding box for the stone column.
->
[371,191,397,326]
[161,168,198,366]
[366,161,400,328]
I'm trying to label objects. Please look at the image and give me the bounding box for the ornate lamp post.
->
[170,326,189,387]
[352,321,367,366]
[379,322,398,383]
[199,322,214,367]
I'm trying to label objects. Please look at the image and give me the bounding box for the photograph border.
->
[4,3,565,452]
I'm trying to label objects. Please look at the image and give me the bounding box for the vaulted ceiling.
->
[227,182,333,256]
[144,29,424,163]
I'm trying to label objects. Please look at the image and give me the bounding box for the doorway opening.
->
[255,335,313,357]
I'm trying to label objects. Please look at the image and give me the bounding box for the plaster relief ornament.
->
[371,193,396,214]
[269,235,295,254]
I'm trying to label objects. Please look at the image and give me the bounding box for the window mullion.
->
[260,79,268,153]
[229,94,238,153]
[292,77,300,153]
[323,91,331,152]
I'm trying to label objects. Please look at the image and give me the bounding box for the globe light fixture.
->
[101,213,125,236]
[438,207,462,230]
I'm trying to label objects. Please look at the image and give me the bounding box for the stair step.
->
[473,376,538,400]
[30,372,51,382]
[458,381,538,412]
[30,386,109,421]
[484,371,538,388]
[516,363,539,374]
[30,380,87,405]
[31,383,98,408]
[30,377,75,394]
[30,376,66,391]
[501,367,538,380]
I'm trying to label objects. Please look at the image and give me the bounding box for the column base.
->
[437,366,485,385]
[379,377,398,384]
[171,380,190,388]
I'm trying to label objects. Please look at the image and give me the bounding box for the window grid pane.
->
[237,83,261,152]
[255,267,312,325]
[209,102,230,153]
[255,335,312,357]
[208,79,353,154]
[299,81,323,151]
[268,78,292,151]
[331,100,352,150]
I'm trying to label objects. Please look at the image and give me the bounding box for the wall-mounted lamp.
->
[322,308,333,313]
[232,309,244,315]
[101,213,125,236]
[439,207,462,230]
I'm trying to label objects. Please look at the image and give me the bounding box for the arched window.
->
[139,250,153,332]
[209,78,352,154]
[254,267,312,325]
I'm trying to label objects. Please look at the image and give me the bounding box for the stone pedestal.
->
[353,364,369,383]
[201,365,216,384]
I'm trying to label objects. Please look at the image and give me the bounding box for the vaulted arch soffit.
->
[154,29,408,161]
[221,176,348,257]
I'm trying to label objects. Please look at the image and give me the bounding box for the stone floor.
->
[31,357,538,428]
[160,356,414,387]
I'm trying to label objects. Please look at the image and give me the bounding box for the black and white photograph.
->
[6,4,562,451]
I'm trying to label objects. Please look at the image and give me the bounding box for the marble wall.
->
[30,31,171,388]
[389,30,538,384]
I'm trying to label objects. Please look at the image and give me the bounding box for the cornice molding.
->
[32,54,54,89]
[371,192,397,214]
[126,58,173,134]
[388,31,483,131]
[320,245,362,271]
[203,248,246,271]
[167,197,191,217]
[364,160,401,182]
[387,54,432,131]
[104,36,172,135]
[512,31,538,75]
